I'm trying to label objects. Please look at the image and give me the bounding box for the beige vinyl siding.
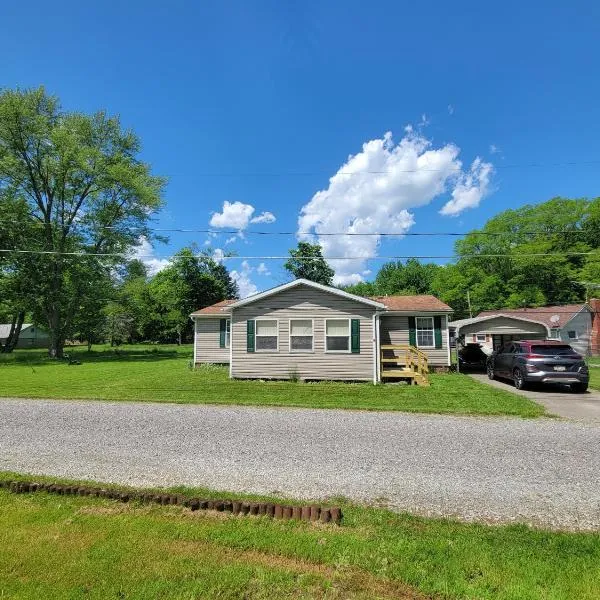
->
[194,318,230,364]
[380,315,450,366]
[231,284,374,380]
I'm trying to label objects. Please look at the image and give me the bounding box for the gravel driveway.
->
[1,398,599,530]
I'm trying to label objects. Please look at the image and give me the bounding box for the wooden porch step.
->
[381,368,417,378]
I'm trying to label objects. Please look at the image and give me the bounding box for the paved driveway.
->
[468,373,600,422]
[1,398,599,530]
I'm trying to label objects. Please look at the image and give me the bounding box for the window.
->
[416,317,434,348]
[290,319,313,352]
[326,319,350,352]
[567,330,578,340]
[255,319,278,351]
[476,334,487,343]
[224,319,231,348]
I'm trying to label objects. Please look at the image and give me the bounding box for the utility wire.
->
[0,220,594,237]
[0,248,597,260]
[165,160,600,177]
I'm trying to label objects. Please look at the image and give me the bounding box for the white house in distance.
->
[191,278,453,385]
[0,323,49,349]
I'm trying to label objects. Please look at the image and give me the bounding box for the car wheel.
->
[487,363,495,380]
[513,368,527,390]
[570,382,588,394]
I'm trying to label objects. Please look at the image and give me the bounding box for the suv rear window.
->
[530,345,575,356]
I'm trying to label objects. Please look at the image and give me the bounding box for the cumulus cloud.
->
[439,158,493,216]
[210,201,276,230]
[129,237,170,276]
[297,129,493,284]
[230,260,259,298]
[251,211,276,224]
[256,262,271,276]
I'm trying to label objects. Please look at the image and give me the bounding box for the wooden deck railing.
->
[380,344,429,385]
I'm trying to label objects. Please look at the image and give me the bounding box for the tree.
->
[148,248,238,344]
[284,242,334,285]
[0,87,165,357]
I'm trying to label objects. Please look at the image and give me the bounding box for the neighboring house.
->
[477,304,597,357]
[191,278,452,383]
[0,323,49,349]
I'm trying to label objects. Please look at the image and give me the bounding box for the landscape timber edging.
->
[0,479,343,525]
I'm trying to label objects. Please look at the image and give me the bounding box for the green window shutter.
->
[246,320,255,353]
[219,319,227,348]
[434,316,443,349]
[351,319,360,353]
[408,316,416,346]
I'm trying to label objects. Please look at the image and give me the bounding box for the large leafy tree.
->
[0,87,165,357]
[149,247,238,344]
[284,242,334,285]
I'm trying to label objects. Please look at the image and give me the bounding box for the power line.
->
[0,248,597,260]
[0,220,594,237]
[166,160,600,177]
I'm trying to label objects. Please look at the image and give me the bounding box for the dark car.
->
[458,343,488,371]
[487,340,589,393]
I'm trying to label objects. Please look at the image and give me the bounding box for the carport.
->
[450,314,551,367]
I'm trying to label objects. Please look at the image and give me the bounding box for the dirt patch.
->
[166,539,430,600]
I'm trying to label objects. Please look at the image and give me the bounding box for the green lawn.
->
[0,344,545,417]
[1,472,599,600]
[587,358,600,390]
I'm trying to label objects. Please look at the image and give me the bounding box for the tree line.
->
[343,197,600,317]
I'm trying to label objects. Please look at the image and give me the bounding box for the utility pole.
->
[467,290,473,318]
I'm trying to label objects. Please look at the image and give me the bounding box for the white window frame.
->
[289,318,314,353]
[325,318,351,353]
[224,319,231,348]
[415,316,435,349]
[255,318,279,352]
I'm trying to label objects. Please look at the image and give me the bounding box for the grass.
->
[0,344,545,417]
[587,357,600,390]
[1,472,599,600]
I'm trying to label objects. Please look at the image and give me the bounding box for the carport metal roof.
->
[449,314,551,337]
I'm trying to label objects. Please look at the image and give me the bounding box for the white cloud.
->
[250,211,276,224]
[210,201,276,229]
[439,158,493,216]
[256,262,271,276]
[210,201,254,229]
[213,248,225,263]
[130,237,170,276]
[298,129,493,284]
[230,260,258,298]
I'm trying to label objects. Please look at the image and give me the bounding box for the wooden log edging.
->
[0,480,342,525]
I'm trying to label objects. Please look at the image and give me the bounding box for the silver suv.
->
[487,340,589,393]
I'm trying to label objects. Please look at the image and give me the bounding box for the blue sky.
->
[2,1,599,295]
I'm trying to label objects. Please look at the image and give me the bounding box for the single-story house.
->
[476,302,598,357]
[449,314,551,355]
[191,278,453,384]
[0,323,49,349]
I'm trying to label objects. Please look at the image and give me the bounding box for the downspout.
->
[446,315,451,367]
[373,312,381,384]
[192,317,197,367]
[229,310,233,379]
